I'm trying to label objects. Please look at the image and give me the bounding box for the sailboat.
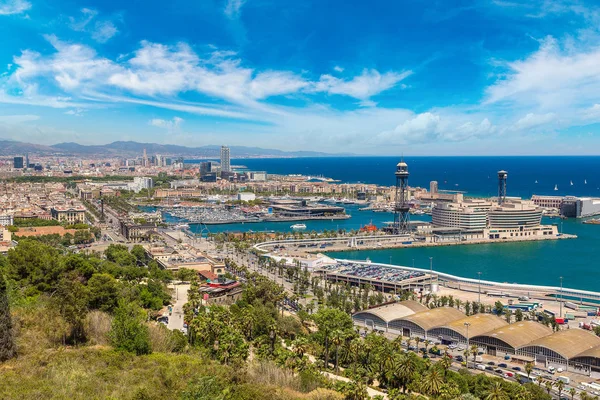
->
[570,180,573,186]
[585,179,588,185]
[554,184,558,191]
[535,180,538,184]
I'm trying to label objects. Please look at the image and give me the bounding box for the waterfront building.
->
[561,196,600,218]
[432,199,491,230]
[488,199,542,228]
[531,195,564,209]
[430,180,438,195]
[220,145,231,173]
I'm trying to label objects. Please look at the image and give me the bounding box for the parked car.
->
[498,363,508,368]
[512,366,521,371]
[485,366,494,371]
[455,355,464,362]
[487,361,496,366]
[495,369,503,374]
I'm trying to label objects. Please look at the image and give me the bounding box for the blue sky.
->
[2,0,600,155]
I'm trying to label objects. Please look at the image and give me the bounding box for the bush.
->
[109,301,151,355]
[84,310,112,346]
[148,323,187,353]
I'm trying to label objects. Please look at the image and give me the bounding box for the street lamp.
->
[477,272,482,304]
[559,276,564,318]
[464,322,471,363]
[429,257,434,291]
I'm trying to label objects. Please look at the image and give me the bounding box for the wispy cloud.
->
[0,114,39,123]
[224,0,246,19]
[68,8,119,43]
[0,0,31,15]
[149,116,184,133]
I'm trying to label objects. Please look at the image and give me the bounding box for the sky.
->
[2,0,600,155]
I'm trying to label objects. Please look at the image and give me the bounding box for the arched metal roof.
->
[472,320,553,350]
[352,300,427,324]
[396,307,465,332]
[520,329,600,360]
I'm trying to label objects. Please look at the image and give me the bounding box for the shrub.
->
[109,301,151,355]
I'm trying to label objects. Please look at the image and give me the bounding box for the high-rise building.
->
[143,148,148,167]
[25,153,29,169]
[13,156,24,169]
[200,161,212,176]
[220,146,231,173]
[430,181,438,195]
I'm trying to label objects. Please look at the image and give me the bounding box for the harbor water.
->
[179,156,600,291]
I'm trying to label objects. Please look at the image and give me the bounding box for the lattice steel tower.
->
[497,170,507,205]
[393,160,410,234]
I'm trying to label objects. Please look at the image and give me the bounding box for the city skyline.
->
[1,0,600,155]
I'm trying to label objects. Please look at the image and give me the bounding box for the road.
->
[167,283,189,332]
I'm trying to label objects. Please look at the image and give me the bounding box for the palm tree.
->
[421,367,444,396]
[556,380,565,398]
[423,339,431,355]
[545,380,554,395]
[524,361,533,381]
[331,330,344,373]
[470,344,479,363]
[569,387,577,399]
[535,376,544,387]
[484,381,508,400]
[292,337,309,359]
[395,353,417,393]
[440,353,452,377]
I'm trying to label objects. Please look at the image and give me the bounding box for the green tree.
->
[53,276,90,344]
[524,361,533,381]
[312,307,354,370]
[421,367,444,396]
[109,300,151,355]
[0,273,16,361]
[515,309,524,322]
[494,301,504,315]
[87,273,119,312]
[484,381,508,400]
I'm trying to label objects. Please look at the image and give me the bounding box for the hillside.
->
[0,139,353,158]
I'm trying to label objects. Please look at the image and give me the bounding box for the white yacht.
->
[554,184,558,191]
[291,223,306,230]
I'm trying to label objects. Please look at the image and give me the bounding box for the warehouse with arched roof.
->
[518,329,600,367]
[571,346,600,373]
[471,321,553,356]
[428,314,508,345]
[352,300,427,331]
[389,306,465,339]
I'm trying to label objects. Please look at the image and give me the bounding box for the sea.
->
[180,156,600,292]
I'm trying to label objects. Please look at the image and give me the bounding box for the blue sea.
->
[181,156,600,291]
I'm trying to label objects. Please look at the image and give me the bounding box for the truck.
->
[557,376,570,385]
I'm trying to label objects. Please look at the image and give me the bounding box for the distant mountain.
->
[0,140,57,156]
[1,139,353,158]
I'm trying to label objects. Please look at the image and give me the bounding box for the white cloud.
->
[224,0,246,19]
[69,8,97,31]
[64,108,85,116]
[315,69,412,100]
[485,36,600,111]
[150,116,184,133]
[0,0,31,15]
[68,8,119,43]
[513,112,556,130]
[0,114,39,123]
[333,66,344,73]
[92,20,118,43]
[583,104,600,120]
[379,112,442,144]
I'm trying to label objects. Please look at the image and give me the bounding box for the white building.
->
[432,199,491,230]
[0,214,14,226]
[220,146,231,173]
[129,177,154,193]
[237,192,256,202]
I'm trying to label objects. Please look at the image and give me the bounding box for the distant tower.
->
[143,148,148,167]
[25,153,29,169]
[393,160,410,234]
[497,170,507,205]
[220,145,231,173]
[430,181,438,195]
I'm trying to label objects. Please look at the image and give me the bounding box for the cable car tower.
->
[393,160,410,234]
